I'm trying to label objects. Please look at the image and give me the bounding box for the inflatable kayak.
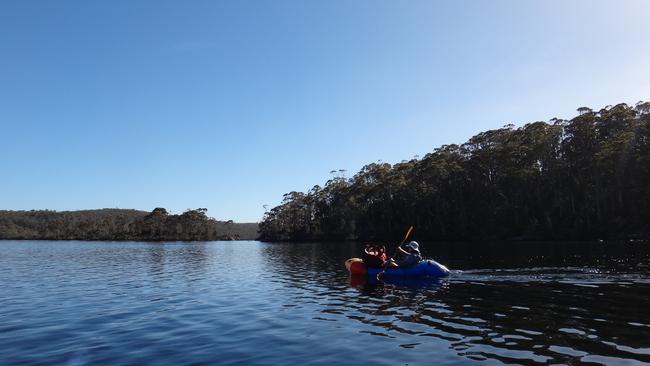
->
[345,257,450,277]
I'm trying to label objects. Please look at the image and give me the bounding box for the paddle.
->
[377,225,414,280]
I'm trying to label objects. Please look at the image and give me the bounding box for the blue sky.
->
[1,0,649,222]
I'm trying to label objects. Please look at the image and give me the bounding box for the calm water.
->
[1,240,650,366]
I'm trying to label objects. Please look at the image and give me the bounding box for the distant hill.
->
[0,208,259,241]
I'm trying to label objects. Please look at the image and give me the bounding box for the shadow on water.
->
[1,240,650,365]
[436,278,650,365]
[349,274,448,295]
[260,241,650,365]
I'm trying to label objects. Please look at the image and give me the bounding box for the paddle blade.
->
[401,225,414,245]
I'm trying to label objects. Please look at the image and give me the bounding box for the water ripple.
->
[1,240,650,365]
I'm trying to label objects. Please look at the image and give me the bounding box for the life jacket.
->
[363,244,387,268]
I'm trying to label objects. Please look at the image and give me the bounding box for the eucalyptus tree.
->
[259,102,650,242]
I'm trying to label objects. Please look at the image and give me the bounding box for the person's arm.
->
[396,246,409,256]
[402,252,420,267]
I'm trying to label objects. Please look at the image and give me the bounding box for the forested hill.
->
[260,102,650,242]
[0,208,259,241]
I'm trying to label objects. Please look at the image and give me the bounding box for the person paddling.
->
[385,241,421,268]
[363,244,388,268]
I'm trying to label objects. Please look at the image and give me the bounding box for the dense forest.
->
[0,208,259,241]
[260,102,650,242]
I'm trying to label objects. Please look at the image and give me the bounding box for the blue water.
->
[1,240,650,365]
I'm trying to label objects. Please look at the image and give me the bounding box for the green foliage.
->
[260,102,650,241]
[0,208,259,241]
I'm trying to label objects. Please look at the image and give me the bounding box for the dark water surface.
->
[1,240,650,365]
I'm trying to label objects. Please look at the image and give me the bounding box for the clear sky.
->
[1,0,649,222]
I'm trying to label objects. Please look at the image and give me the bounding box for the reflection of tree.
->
[247,241,650,365]
[344,277,650,365]
[147,244,166,275]
[146,242,210,280]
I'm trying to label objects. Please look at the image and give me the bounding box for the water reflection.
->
[1,240,650,365]
[349,274,447,295]
[260,241,650,365]
[145,242,211,275]
[435,279,650,365]
[346,274,650,364]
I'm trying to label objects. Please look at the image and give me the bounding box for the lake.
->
[1,240,649,365]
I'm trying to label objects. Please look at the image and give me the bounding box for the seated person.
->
[385,241,422,268]
[363,244,387,268]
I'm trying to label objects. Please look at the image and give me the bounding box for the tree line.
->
[0,208,259,241]
[259,102,650,242]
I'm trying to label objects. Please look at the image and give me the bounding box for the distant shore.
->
[260,102,650,242]
[0,208,259,241]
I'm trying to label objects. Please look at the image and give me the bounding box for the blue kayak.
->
[346,258,450,277]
